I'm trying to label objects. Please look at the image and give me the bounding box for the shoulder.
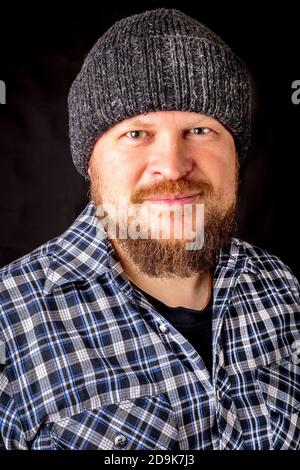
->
[230,237,299,296]
[0,235,58,304]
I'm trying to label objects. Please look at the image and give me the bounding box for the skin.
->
[88,110,238,309]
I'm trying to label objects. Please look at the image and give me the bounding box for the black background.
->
[0,1,299,279]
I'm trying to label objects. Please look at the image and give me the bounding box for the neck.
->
[111,240,213,310]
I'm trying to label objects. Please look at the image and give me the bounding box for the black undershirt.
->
[132,284,213,376]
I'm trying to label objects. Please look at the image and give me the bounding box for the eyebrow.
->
[119,115,209,129]
[120,118,154,128]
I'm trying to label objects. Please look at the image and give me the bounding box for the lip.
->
[143,192,201,205]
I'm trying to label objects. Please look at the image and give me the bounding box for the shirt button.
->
[114,434,127,448]
[159,323,169,334]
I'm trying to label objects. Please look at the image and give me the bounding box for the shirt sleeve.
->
[284,263,300,302]
[0,366,28,449]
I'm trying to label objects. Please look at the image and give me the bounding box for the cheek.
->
[97,158,139,200]
[202,152,237,199]
[218,162,238,202]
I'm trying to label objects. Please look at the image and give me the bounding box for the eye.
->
[189,127,212,135]
[125,130,147,140]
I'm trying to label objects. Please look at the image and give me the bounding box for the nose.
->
[147,132,194,180]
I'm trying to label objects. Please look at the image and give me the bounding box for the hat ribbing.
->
[68,8,251,179]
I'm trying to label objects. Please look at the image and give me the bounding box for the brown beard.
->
[112,201,236,277]
[89,158,239,279]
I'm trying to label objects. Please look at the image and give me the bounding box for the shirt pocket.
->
[256,354,300,416]
[255,354,300,449]
[47,392,178,450]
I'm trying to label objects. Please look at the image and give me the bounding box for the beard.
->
[89,161,239,279]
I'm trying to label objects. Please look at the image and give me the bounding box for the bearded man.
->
[0,8,300,450]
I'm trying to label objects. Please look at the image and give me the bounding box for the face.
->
[88,110,239,278]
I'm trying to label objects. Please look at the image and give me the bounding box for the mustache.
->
[131,177,213,203]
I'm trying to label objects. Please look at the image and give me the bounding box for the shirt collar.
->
[43,201,115,295]
[43,200,259,296]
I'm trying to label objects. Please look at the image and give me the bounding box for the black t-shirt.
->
[132,284,213,376]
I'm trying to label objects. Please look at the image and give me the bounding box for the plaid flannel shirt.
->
[0,201,300,450]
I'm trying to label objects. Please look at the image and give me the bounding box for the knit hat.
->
[68,8,251,180]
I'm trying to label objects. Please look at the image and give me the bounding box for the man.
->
[0,8,299,450]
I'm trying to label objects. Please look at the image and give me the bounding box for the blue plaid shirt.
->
[0,201,300,450]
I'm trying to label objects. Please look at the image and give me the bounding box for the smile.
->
[143,193,201,206]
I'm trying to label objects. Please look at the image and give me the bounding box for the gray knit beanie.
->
[68,8,251,180]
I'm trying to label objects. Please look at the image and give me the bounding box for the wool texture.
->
[68,8,251,179]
